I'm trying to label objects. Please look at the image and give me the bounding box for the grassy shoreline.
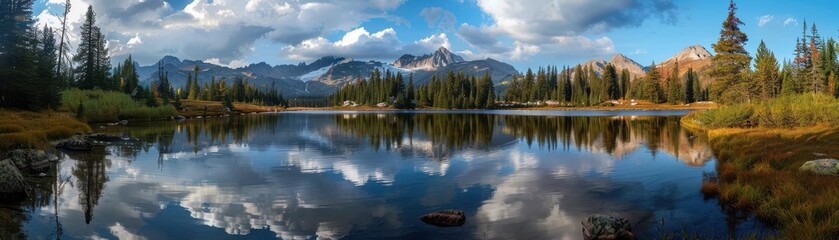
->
[681,112,839,239]
[0,110,91,151]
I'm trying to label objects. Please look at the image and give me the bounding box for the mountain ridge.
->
[135,47,517,97]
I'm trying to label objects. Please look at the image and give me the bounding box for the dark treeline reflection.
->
[334,113,496,151]
[108,114,282,159]
[99,113,713,167]
[334,113,713,165]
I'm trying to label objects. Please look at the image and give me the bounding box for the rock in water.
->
[85,133,123,142]
[420,210,466,227]
[6,149,52,174]
[0,159,28,202]
[799,159,839,175]
[581,215,636,240]
[56,135,93,151]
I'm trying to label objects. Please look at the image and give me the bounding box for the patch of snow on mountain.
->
[298,65,331,82]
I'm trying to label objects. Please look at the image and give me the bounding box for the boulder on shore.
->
[56,135,93,151]
[581,215,636,240]
[0,159,28,202]
[6,149,54,174]
[799,159,839,175]
[420,210,465,227]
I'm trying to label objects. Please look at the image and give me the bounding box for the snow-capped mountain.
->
[391,47,465,70]
[135,47,518,97]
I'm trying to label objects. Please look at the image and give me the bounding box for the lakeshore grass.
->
[60,89,177,123]
[693,94,839,128]
[0,110,90,151]
[178,100,284,117]
[685,95,839,239]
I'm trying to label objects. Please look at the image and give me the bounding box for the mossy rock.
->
[0,159,28,202]
[799,159,839,175]
[420,210,466,227]
[56,135,93,151]
[6,149,53,174]
[581,215,636,240]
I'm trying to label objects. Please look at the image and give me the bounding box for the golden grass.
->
[0,110,90,151]
[178,100,285,117]
[690,123,839,239]
[515,101,720,111]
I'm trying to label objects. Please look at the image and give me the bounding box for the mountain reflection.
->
[334,113,712,166]
[12,111,749,240]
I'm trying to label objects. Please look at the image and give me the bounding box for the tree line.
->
[710,1,839,104]
[329,69,416,109]
[330,69,496,109]
[503,61,709,106]
[0,1,285,112]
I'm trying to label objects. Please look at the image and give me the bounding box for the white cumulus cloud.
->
[282,28,450,61]
[784,17,798,27]
[758,15,774,27]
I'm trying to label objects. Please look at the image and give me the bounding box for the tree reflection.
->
[70,151,111,224]
[334,114,713,165]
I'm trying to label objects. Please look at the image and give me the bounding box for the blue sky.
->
[33,0,839,71]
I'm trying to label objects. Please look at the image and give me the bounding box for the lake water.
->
[6,110,774,239]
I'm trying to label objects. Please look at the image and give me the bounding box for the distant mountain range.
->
[135,47,518,97]
[134,45,715,97]
[572,45,714,82]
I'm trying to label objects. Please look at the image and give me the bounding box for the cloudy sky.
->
[34,0,839,70]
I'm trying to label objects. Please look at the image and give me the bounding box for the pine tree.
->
[708,0,751,104]
[780,60,798,95]
[73,6,111,90]
[645,62,665,103]
[188,65,200,100]
[604,64,619,100]
[823,38,839,97]
[666,62,683,104]
[754,40,781,100]
[684,68,699,103]
[619,69,630,99]
[808,22,824,94]
[0,0,38,109]
[36,25,61,109]
[119,55,139,95]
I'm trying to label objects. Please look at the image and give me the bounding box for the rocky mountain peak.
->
[159,55,181,66]
[392,46,464,70]
[608,53,646,79]
[663,45,713,64]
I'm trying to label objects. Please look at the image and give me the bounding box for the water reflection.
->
[10,111,772,239]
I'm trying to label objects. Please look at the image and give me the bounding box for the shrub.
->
[61,89,176,123]
[695,94,839,128]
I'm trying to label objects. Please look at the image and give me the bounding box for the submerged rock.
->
[581,215,636,240]
[799,159,839,175]
[5,149,53,174]
[0,159,28,202]
[56,135,93,151]
[85,133,123,142]
[420,210,465,227]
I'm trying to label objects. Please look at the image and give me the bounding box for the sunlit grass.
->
[0,110,90,151]
[694,94,839,128]
[693,125,839,239]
